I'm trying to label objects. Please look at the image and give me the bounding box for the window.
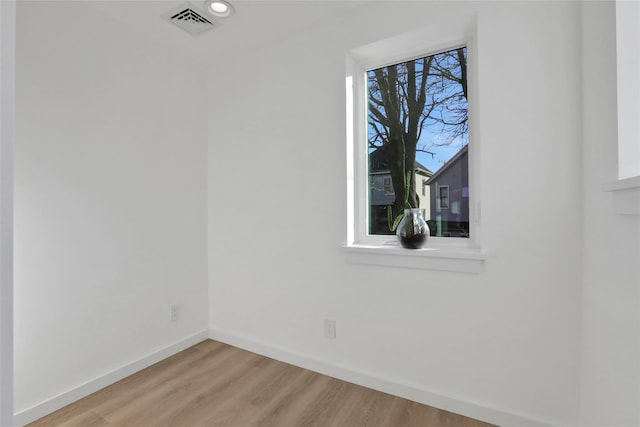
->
[602,1,640,216]
[383,177,393,195]
[439,186,450,210]
[346,23,482,261]
[355,46,472,243]
[616,0,640,180]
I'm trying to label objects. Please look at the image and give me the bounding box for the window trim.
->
[345,25,483,266]
[342,244,485,273]
[603,176,640,216]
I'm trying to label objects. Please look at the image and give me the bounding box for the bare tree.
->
[428,48,468,144]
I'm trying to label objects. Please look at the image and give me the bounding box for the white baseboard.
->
[209,328,556,427]
[13,328,557,427]
[13,330,209,427]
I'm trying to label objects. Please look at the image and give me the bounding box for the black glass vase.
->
[396,208,429,249]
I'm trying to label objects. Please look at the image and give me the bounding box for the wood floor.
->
[28,340,496,427]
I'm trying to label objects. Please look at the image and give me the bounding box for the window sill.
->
[603,176,640,216]
[343,244,486,273]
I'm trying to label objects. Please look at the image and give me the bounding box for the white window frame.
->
[344,23,485,272]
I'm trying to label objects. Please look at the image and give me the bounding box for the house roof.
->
[368,147,433,176]
[425,145,468,184]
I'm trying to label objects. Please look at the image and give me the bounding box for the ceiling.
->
[86,1,370,65]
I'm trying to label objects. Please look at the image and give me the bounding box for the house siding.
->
[428,148,469,237]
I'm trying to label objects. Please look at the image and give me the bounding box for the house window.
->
[439,186,450,209]
[383,177,393,195]
[365,47,470,239]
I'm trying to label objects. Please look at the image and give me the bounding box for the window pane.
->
[367,47,469,238]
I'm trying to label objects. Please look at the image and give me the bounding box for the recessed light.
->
[204,0,234,18]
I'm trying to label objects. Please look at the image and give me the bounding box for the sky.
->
[415,133,468,174]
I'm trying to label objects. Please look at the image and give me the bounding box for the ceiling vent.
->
[163,3,216,36]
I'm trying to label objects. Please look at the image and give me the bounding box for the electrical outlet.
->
[324,319,336,339]
[170,304,180,322]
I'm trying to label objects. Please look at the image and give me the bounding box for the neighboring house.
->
[368,147,432,234]
[426,145,469,237]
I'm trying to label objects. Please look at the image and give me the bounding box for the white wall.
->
[0,1,15,425]
[208,2,584,426]
[580,2,640,426]
[14,1,208,418]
